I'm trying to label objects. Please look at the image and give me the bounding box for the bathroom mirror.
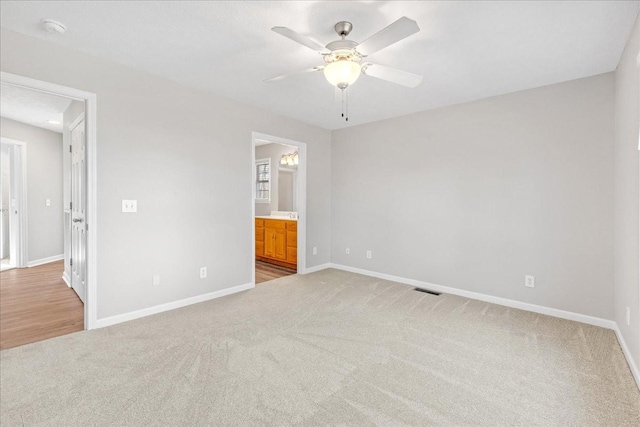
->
[278,167,297,211]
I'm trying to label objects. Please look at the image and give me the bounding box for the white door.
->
[71,118,86,303]
[0,145,10,259]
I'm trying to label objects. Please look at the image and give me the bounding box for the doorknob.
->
[72,218,84,223]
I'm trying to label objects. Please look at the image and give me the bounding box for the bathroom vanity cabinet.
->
[255,218,297,270]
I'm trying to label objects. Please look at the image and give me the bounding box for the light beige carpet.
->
[1,269,639,426]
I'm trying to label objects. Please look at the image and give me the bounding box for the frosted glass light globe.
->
[323,60,361,89]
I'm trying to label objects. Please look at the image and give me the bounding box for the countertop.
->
[255,216,297,221]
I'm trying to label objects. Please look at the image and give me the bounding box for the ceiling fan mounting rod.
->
[334,21,353,39]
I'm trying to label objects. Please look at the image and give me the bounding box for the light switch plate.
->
[122,200,137,213]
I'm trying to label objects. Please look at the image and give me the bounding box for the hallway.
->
[0,260,83,350]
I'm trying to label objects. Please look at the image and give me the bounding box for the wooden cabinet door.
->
[264,228,275,258]
[286,246,297,264]
[274,228,286,260]
[255,220,264,257]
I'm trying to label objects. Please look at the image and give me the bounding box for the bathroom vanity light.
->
[280,152,299,166]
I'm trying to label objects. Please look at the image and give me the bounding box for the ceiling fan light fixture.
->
[323,60,361,89]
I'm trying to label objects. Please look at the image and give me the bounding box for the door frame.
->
[0,72,98,330]
[0,138,27,268]
[251,132,307,285]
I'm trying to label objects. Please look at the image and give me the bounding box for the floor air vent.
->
[413,287,441,296]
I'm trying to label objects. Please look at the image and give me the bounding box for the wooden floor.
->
[255,260,296,284]
[0,260,84,350]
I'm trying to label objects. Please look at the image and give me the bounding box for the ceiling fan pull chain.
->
[346,87,349,121]
[341,89,344,118]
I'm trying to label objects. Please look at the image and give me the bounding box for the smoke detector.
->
[42,19,67,34]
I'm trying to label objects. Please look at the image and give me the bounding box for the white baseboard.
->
[27,254,64,268]
[94,282,254,329]
[61,271,71,287]
[329,263,615,330]
[614,325,640,391]
[302,263,331,274]
[329,263,639,390]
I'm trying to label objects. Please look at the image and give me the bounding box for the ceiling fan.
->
[265,17,423,120]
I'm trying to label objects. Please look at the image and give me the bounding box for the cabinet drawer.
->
[286,221,297,231]
[255,241,264,257]
[255,219,264,227]
[255,227,264,242]
[286,247,297,263]
[265,219,286,230]
[286,231,297,247]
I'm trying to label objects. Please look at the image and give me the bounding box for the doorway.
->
[0,83,85,349]
[0,71,97,335]
[0,139,26,272]
[251,132,307,285]
[0,144,9,270]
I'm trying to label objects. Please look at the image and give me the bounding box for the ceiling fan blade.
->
[356,17,419,56]
[264,67,323,83]
[272,27,330,54]
[362,63,423,88]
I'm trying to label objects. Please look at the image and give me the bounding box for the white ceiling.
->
[1,1,638,130]
[0,83,72,133]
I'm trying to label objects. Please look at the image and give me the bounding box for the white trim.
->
[302,263,331,274]
[94,282,254,329]
[329,263,616,330]
[264,260,640,389]
[0,137,28,268]
[62,271,71,287]
[614,324,640,391]
[1,72,98,331]
[27,254,63,267]
[251,132,308,285]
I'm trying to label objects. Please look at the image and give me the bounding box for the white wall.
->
[614,15,640,369]
[254,142,297,216]
[0,28,332,320]
[0,117,64,263]
[331,73,615,320]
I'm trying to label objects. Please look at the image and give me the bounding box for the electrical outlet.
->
[122,200,137,213]
[200,267,207,279]
[626,307,631,326]
[152,274,160,287]
[525,275,535,288]
[366,250,372,259]
[313,247,317,255]
[45,199,51,207]
[345,248,350,255]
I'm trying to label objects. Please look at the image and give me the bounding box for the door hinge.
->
[70,202,72,209]
[70,258,73,266]
[69,145,72,153]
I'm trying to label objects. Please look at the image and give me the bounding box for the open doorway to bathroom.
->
[251,132,307,285]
